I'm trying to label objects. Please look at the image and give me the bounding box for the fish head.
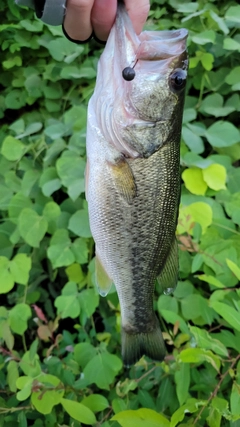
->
[94,4,188,158]
[127,30,188,123]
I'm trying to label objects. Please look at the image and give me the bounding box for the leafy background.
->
[0,0,240,426]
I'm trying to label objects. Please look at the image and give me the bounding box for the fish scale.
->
[86,3,188,365]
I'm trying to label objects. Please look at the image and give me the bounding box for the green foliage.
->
[0,0,240,426]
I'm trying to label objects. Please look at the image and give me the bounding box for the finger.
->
[91,0,117,42]
[125,0,150,34]
[64,0,94,41]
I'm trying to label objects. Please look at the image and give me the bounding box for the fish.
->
[86,3,188,366]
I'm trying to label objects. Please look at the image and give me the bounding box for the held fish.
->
[86,4,188,366]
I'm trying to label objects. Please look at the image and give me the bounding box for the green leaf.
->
[18,208,48,247]
[179,348,221,371]
[20,19,43,32]
[182,167,207,195]
[81,394,109,413]
[44,123,68,139]
[225,5,240,23]
[182,126,204,154]
[10,253,31,285]
[21,169,40,196]
[226,259,240,280]
[47,229,75,268]
[230,383,240,417]
[192,30,216,45]
[31,374,64,414]
[202,164,226,191]
[9,303,31,335]
[60,398,96,425]
[68,209,92,238]
[24,74,42,98]
[19,351,41,377]
[196,274,225,289]
[56,151,85,201]
[200,52,214,70]
[178,202,212,234]
[8,192,32,224]
[209,301,240,332]
[20,122,42,138]
[0,320,14,350]
[39,167,62,197]
[74,342,97,369]
[171,398,206,427]
[190,326,228,356]
[223,38,240,52]
[225,66,240,90]
[209,10,229,34]
[199,93,235,117]
[16,376,33,401]
[0,256,14,294]
[3,56,22,69]
[55,294,80,319]
[206,121,240,147]
[60,65,96,79]
[84,352,122,390]
[5,89,26,110]
[160,310,189,334]
[7,360,19,393]
[211,396,231,420]
[175,363,190,405]
[181,293,214,324]
[5,171,22,193]
[47,38,83,61]
[1,135,25,161]
[112,398,128,414]
[220,192,240,225]
[54,282,80,319]
[0,184,13,211]
[65,263,84,284]
[207,407,221,427]
[78,288,99,324]
[71,238,89,264]
[42,201,61,222]
[112,408,170,427]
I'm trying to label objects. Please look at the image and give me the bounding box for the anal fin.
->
[107,158,137,203]
[95,254,113,297]
[157,238,179,295]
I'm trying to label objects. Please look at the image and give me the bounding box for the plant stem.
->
[193,353,240,425]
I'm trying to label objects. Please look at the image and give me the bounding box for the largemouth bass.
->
[86,4,188,366]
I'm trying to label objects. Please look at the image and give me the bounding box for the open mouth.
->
[137,29,188,61]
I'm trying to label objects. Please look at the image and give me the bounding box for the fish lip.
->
[137,29,188,61]
[140,28,188,43]
[114,4,188,64]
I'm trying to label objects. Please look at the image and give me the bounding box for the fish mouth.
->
[113,4,188,68]
[137,29,188,61]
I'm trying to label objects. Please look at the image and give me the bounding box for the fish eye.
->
[169,68,187,92]
[122,67,135,81]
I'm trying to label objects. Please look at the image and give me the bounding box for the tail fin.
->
[121,320,166,367]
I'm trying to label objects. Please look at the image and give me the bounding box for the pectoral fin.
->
[95,254,113,297]
[157,238,179,295]
[107,158,137,203]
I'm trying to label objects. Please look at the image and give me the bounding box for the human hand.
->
[63,0,150,43]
